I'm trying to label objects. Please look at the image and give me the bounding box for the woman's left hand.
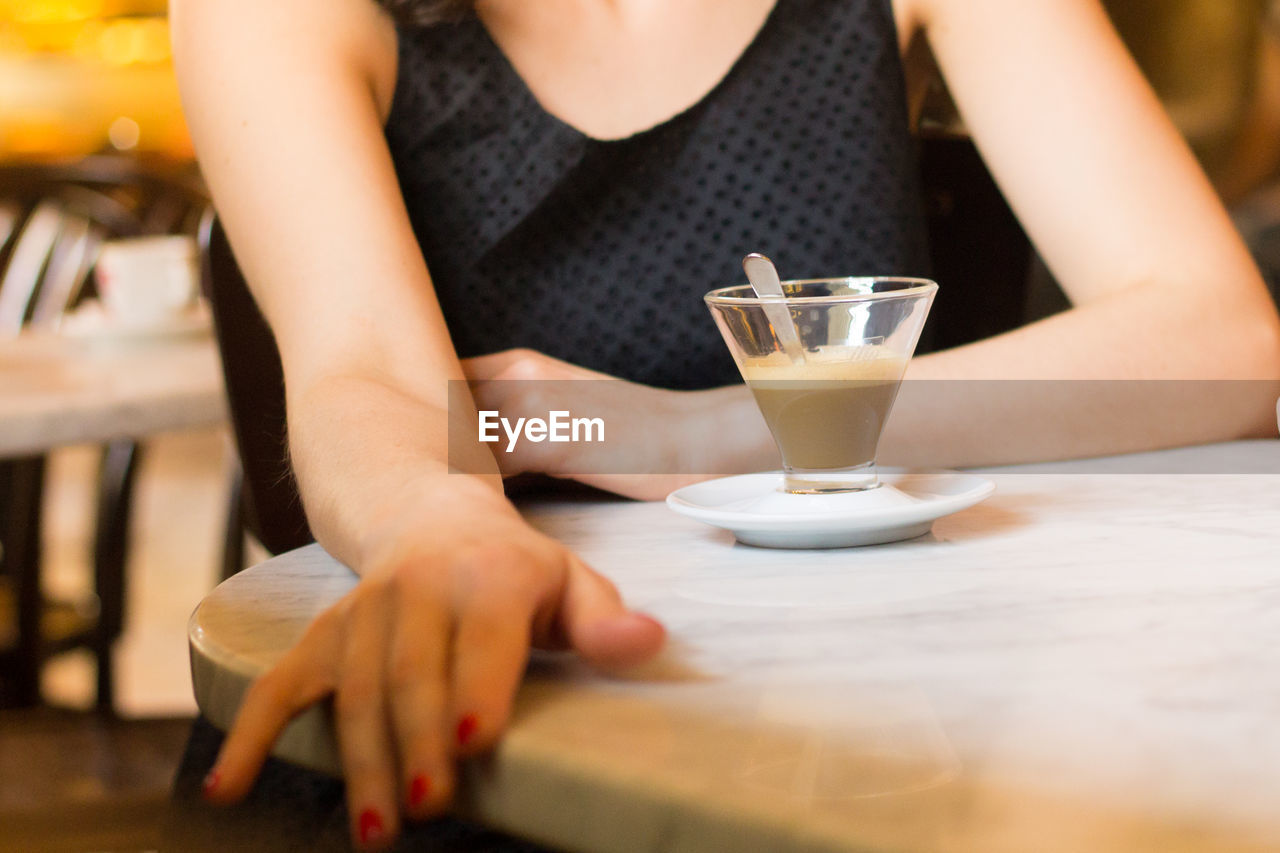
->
[460,349,764,500]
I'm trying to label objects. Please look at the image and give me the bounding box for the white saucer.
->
[666,469,995,549]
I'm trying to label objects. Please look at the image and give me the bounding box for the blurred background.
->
[0,0,189,162]
[2,4,219,852]
[5,0,1280,199]
[3,0,1280,187]
[2,1,1280,851]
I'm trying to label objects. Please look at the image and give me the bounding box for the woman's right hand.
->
[199,485,666,849]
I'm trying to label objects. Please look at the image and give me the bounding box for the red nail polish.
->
[358,808,384,846]
[408,774,431,808]
[201,769,220,799]
[457,714,479,746]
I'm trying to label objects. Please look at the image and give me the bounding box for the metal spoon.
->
[743,253,806,365]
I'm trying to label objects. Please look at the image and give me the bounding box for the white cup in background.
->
[95,235,199,326]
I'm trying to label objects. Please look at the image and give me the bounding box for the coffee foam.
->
[740,346,906,382]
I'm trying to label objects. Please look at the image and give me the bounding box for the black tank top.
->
[384,0,930,390]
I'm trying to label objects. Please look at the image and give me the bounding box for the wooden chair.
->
[917,136,1039,349]
[0,156,208,710]
[201,218,313,564]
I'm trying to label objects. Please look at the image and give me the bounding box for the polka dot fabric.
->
[383,0,930,390]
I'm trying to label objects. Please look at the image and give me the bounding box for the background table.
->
[191,440,1280,853]
[1,329,225,707]
[0,331,225,457]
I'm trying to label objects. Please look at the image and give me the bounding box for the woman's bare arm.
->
[171,0,503,564]
[875,0,1280,466]
[914,0,1278,366]
[171,0,663,845]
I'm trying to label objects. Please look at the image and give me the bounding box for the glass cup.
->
[705,277,937,494]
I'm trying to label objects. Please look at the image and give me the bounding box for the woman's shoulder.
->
[171,0,398,121]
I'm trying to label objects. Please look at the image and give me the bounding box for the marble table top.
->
[0,330,226,457]
[190,440,1280,852]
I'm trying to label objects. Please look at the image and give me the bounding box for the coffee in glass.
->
[705,277,937,493]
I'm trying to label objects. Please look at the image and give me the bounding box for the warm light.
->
[8,0,106,24]
[107,115,139,149]
[0,28,26,54]
[135,17,167,63]
[71,19,105,59]
[90,18,169,66]
[0,3,191,161]
[98,20,135,65]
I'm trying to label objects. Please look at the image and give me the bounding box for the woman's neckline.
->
[472,0,786,144]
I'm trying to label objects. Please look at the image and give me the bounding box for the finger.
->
[448,548,539,756]
[204,609,341,804]
[461,349,532,382]
[335,581,400,850]
[386,567,454,819]
[558,557,666,671]
[464,349,608,382]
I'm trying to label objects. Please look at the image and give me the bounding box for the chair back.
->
[200,218,314,555]
[917,135,1039,349]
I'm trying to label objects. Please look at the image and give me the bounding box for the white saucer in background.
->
[667,469,995,549]
[58,298,212,343]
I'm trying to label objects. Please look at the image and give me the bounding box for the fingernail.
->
[408,774,431,808]
[457,713,479,747]
[200,769,220,799]
[358,808,384,846]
